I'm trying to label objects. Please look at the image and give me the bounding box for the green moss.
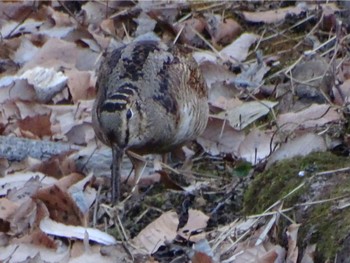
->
[300,179,350,260]
[243,151,350,260]
[232,160,253,177]
[244,152,350,214]
[243,156,303,214]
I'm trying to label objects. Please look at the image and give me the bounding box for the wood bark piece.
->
[0,136,80,161]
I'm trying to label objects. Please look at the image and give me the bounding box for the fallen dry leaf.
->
[174,17,206,46]
[242,5,306,24]
[0,77,36,103]
[204,13,241,45]
[55,173,85,191]
[0,243,69,263]
[210,96,242,111]
[19,67,68,102]
[238,129,276,164]
[191,251,213,263]
[267,133,327,167]
[334,78,350,105]
[12,37,39,65]
[219,33,259,63]
[39,217,117,246]
[0,198,18,232]
[8,198,38,235]
[0,172,57,196]
[216,100,278,130]
[6,174,42,203]
[134,13,157,37]
[0,19,43,38]
[132,211,178,254]
[22,38,78,70]
[199,61,237,92]
[66,69,93,102]
[300,244,316,263]
[178,209,209,241]
[286,224,300,263]
[242,3,339,24]
[277,104,340,132]
[18,114,52,139]
[197,117,245,156]
[14,229,57,249]
[193,50,218,64]
[33,184,85,226]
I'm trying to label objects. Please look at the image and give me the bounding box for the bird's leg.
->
[112,147,124,204]
[126,150,147,195]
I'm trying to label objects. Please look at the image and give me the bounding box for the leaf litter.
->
[0,1,349,262]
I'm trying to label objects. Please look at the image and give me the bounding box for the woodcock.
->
[92,40,209,203]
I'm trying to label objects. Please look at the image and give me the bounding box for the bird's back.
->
[93,40,208,154]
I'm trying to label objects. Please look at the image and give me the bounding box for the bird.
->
[92,39,208,203]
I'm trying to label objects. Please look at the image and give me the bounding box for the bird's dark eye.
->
[126,109,133,119]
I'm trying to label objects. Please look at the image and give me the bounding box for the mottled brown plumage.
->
[92,40,208,203]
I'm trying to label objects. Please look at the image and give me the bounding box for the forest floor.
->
[0,1,350,262]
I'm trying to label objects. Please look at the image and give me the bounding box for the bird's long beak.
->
[111,146,124,204]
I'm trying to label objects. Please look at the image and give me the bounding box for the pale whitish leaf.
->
[12,38,39,65]
[79,38,101,53]
[238,129,275,164]
[286,224,300,263]
[68,251,119,263]
[0,19,43,37]
[0,244,18,262]
[197,118,245,156]
[277,104,340,132]
[219,33,259,63]
[40,27,74,38]
[335,79,350,105]
[300,244,316,263]
[199,61,236,90]
[133,209,208,254]
[204,13,241,45]
[40,217,117,245]
[19,67,68,102]
[134,13,157,37]
[132,211,179,254]
[233,58,270,89]
[22,38,77,70]
[66,69,92,102]
[0,243,69,263]
[0,75,17,87]
[76,48,100,71]
[68,173,97,214]
[226,245,274,263]
[175,17,206,46]
[267,133,327,168]
[15,101,51,119]
[242,3,339,24]
[210,97,242,111]
[0,172,57,196]
[255,211,279,246]
[54,111,77,135]
[217,100,278,130]
[0,198,18,219]
[192,51,218,64]
[0,79,28,103]
[242,5,306,24]
[81,1,108,25]
[178,210,209,242]
[193,33,259,64]
[66,123,96,145]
